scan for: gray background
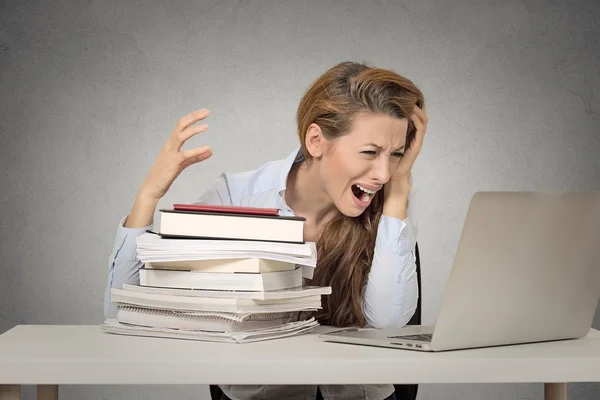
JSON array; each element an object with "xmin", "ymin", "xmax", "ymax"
[{"xmin": 1, "ymin": 0, "xmax": 599, "ymax": 399}]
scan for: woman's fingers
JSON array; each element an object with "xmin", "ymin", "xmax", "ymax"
[
  {"xmin": 175, "ymin": 123, "xmax": 210, "ymax": 149},
  {"xmin": 180, "ymin": 146, "xmax": 213, "ymax": 169},
  {"xmin": 405, "ymin": 115, "xmax": 423, "ymax": 156},
  {"xmin": 399, "ymin": 106, "xmax": 428, "ymax": 171},
  {"xmin": 173, "ymin": 108, "xmax": 211, "ymax": 135},
  {"xmin": 171, "ymin": 108, "xmax": 213, "ymax": 170},
  {"xmin": 138, "ymin": 109, "xmax": 213, "ymax": 201},
  {"xmin": 412, "ymin": 105, "xmax": 428, "ymax": 124},
  {"xmin": 168, "ymin": 108, "xmax": 211, "ymax": 150},
  {"xmin": 409, "ymin": 106, "xmax": 427, "ymax": 148}
]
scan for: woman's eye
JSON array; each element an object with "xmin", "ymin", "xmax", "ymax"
[
  {"xmin": 392, "ymin": 152, "xmax": 404, "ymax": 158},
  {"xmin": 362, "ymin": 151, "xmax": 377, "ymax": 155}
]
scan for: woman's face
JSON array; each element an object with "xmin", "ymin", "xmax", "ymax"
[{"xmin": 319, "ymin": 113, "xmax": 409, "ymax": 217}]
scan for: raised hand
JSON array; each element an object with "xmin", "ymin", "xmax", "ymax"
[
  {"xmin": 139, "ymin": 108, "xmax": 213, "ymax": 201},
  {"xmin": 391, "ymin": 105, "xmax": 428, "ymax": 185},
  {"xmin": 125, "ymin": 108, "xmax": 212, "ymax": 228},
  {"xmin": 382, "ymin": 105, "xmax": 428, "ymax": 220}
]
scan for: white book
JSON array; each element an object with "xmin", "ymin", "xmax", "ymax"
[
  {"xmin": 144, "ymin": 258, "xmax": 297, "ymax": 273},
  {"xmin": 136, "ymin": 232, "xmax": 316, "ymax": 257},
  {"xmin": 139, "ymin": 267, "xmax": 303, "ymax": 291},
  {"xmin": 121, "ymin": 283, "xmax": 332, "ymax": 300},
  {"xmin": 116, "ymin": 307, "xmax": 300, "ymax": 322},
  {"xmin": 116, "ymin": 306, "xmax": 295, "ymax": 333},
  {"xmin": 111, "ymin": 288, "xmax": 321, "ymax": 313},
  {"xmin": 141, "ymin": 252, "xmax": 316, "ymax": 268},
  {"xmin": 136, "ymin": 233, "xmax": 317, "ymax": 276},
  {"xmin": 102, "ymin": 318, "xmax": 319, "ymax": 343},
  {"xmin": 158, "ymin": 209, "xmax": 305, "ymax": 243},
  {"xmin": 143, "ymin": 256, "xmax": 314, "ymax": 279}
]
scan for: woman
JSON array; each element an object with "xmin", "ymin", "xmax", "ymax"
[{"xmin": 104, "ymin": 61, "xmax": 427, "ymax": 400}]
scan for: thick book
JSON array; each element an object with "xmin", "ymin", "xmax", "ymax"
[
  {"xmin": 121, "ymin": 283, "xmax": 332, "ymax": 300},
  {"xmin": 111, "ymin": 288, "xmax": 321, "ymax": 313},
  {"xmin": 144, "ymin": 258, "xmax": 297, "ymax": 273},
  {"xmin": 139, "ymin": 266, "xmax": 304, "ymax": 291},
  {"xmin": 158, "ymin": 209, "xmax": 305, "ymax": 243},
  {"xmin": 135, "ymin": 232, "xmax": 316, "ymax": 263}
]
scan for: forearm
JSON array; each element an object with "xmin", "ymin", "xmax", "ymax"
[
  {"xmin": 362, "ymin": 250, "xmax": 418, "ymax": 328},
  {"xmin": 361, "ymin": 216, "xmax": 418, "ymax": 328},
  {"xmin": 124, "ymin": 193, "xmax": 159, "ymax": 228},
  {"xmin": 382, "ymin": 178, "xmax": 410, "ymax": 220},
  {"xmin": 382, "ymin": 193, "xmax": 408, "ymax": 220}
]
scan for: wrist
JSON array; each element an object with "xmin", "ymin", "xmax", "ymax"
[
  {"xmin": 382, "ymin": 191, "xmax": 409, "ymax": 220},
  {"xmin": 384, "ymin": 177, "xmax": 410, "ymax": 201},
  {"xmin": 124, "ymin": 193, "xmax": 160, "ymax": 228},
  {"xmin": 135, "ymin": 193, "xmax": 160, "ymax": 209},
  {"xmin": 136, "ymin": 187, "xmax": 162, "ymax": 204}
]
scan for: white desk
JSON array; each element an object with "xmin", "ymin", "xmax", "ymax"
[{"xmin": 1, "ymin": 325, "xmax": 599, "ymax": 400}]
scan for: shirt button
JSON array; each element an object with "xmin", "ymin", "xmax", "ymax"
[{"xmin": 399, "ymin": 233, "xmax": 406, "ymax": 240}]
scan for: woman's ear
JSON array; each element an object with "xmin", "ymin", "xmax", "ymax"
[{"xmin": 305, "ymin": 123, "xmax": 327, "ymax": 158}]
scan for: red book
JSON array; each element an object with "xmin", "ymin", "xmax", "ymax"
[{"xmin": 172, "ymin": 203, "xmax": 280, "ymax": 216}]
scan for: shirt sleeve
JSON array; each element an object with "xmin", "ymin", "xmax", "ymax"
[
  {"xmin": 360, "ymin": 177, "xmax": 419, "ymax": 328},
  {"xmin": 103, "ymin": 174, "xmax": 233, "ymax": 319},
  {"xmin": 103, "ymin": 216, "xmax": 151, "ymax": 319}
]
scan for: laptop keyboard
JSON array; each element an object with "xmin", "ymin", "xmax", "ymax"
[{"xmin": 387, "ymin": 333, "xmax": 433, "ymax": 342}]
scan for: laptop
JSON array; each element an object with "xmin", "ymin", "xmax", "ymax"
[{"xmin": 320, "ymin": 191, "xmax": 600, "ymax": 352}]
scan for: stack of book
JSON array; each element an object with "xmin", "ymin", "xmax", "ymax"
[{"xmin": 102, "ymin": 204, "xmax": 331, "ymax": 343}]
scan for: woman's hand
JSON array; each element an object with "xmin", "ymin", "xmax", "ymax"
[
  {"xmin": 138, "ymin": 108, "xmax": 213, "ymax": 201},
  {"xmin": 392, "ymin": 105, "xmax": 428, "ymax": 186},
  {"xmin": 382, "ymin": 105, "xmax": 427, "ymax": 219}
]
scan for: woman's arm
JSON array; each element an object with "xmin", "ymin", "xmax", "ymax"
[
  {"xmin": 360, "ymin": 105, "xmax": 427, "ymax": 327},
  {"xmin": 103, "ymin": 219, "xmax": 150, "ymax": 318},
  {"xmin": 103, "ymin": 108, "xmax": 215, "ymax": 319},
  {"xmin": 103, "ymin": 174, "xmax": 231, "ymax": 319},
  {"xmin": 360, "ymin": 215, "xmax": 419, "ymax": 328},
  {"xmin": 360, "ymin": 178, "xmax": 419, "ymax": 328},
  {"xmin": 123, "ymin": 193, "xmax": 160, "ymax": 228}
]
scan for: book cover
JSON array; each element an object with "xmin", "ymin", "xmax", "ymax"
[{"xmin": 173, "ymin": 203, "xmax": 280, "ymax": 216}]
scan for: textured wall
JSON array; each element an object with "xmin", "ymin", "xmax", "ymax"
[{"xmin": 1, "ymin": 0, "xmax": 599, "ymax": 399}]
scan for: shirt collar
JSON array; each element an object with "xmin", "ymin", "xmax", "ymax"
[{"xmin": 277, "ymin": 146, "xmax": 304, "ymax": 196}]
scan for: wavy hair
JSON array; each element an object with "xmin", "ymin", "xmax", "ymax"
[{"xmin": 297, "ymin": 61, "xmax": 424, "ymax": 327}]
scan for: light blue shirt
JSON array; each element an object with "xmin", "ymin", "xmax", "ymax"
[
  {"xmin": 104, "ymin": 147, "xmax": 419, "ymax": 328},
  {"xmin": 103, "ymin": 146, "xmax": 419, "ymax": 400}
]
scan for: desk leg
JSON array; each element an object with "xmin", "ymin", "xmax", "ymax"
[
  {"xmin": 37, "ymin": 385, "xmax": 58, "ymax": 400},
  {"xmin": 0, "ymin": 385, "xmax": 20, "ymax": 400},
  {"xmin": 544, "ymin": 383, "xmax": 567, "ymax": 400}
]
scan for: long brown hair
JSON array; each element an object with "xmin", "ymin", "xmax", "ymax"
[{"xmin": 297, "ymin": 61, "xmax": 424, "ymax": 327}]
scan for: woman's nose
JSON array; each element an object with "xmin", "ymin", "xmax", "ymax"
[{"xmin": 371, "ymin": 159, "xmax": 391, "ymax": 184}]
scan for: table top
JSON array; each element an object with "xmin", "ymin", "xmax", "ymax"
[{"xmin": 1, "ymin": 325, "xmax": 599, "ymax": 385}]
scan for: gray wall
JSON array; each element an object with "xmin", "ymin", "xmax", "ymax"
[{"xmin": 1, "ymin": 0, "xmax": 599, "ymax": 399}]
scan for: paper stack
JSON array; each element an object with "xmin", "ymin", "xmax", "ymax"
[{"xmin": 103, "ymin": 204, "xmax": 330, "ymax": 343}]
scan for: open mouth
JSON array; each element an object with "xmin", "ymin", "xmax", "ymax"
[{"xmin": 351, "ymin": 184, "xmax": 377, "ymax": 203}]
